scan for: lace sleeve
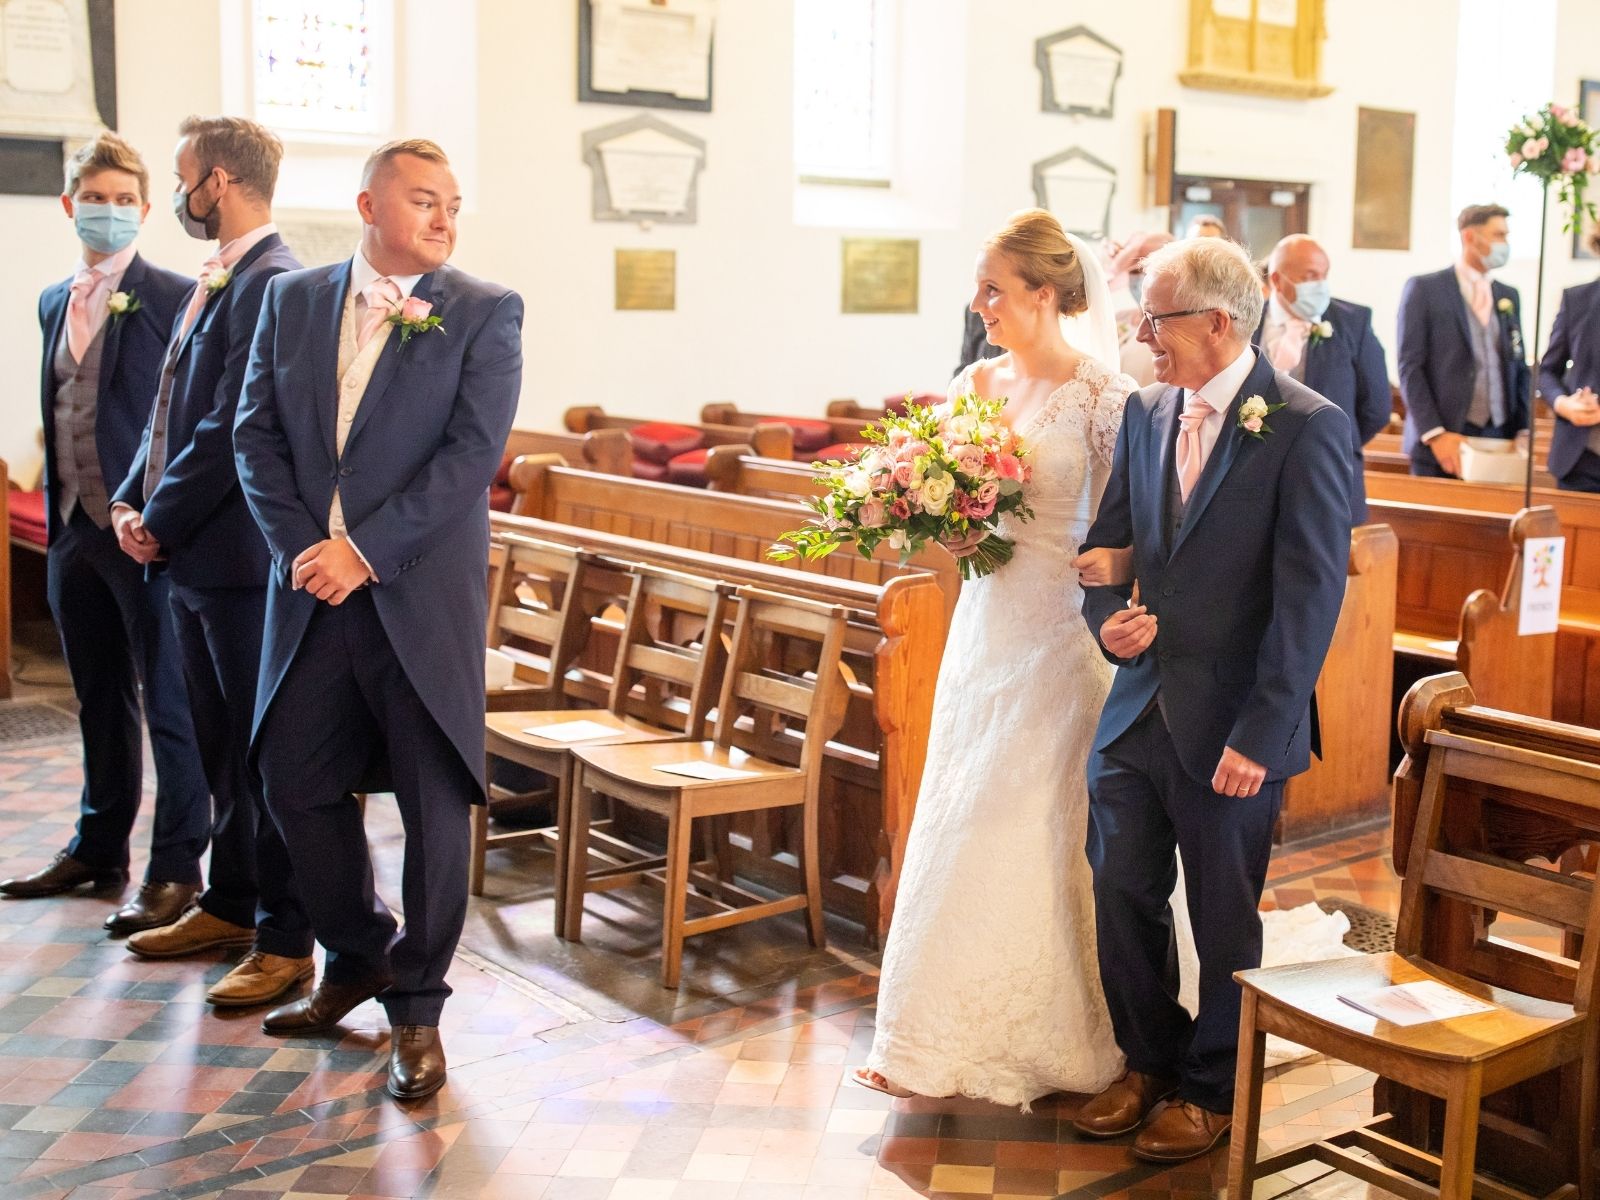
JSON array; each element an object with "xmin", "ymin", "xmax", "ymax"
[
  {"xmin": 1090, "ymin": 372, "xmax": 1134, "ymax": 466},
  {"xmin": 948, "ymin": 361, "xmax": 978, "ymax": 402}
]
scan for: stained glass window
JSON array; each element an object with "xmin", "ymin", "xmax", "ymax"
[
  {"xmin": 794, "ymin": 0, "xmax": 897, "ymax": 184},
  {"xmin": 252, "ymin": 0, "xmax": 388, "ymax": 135}
]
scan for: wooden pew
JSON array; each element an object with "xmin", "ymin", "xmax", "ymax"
[
  {"xmin": 703, "ymin": 447, "xmax": 826, "ymax": 503},
  {"xmin": 1369, "ymin": 475, "xmax": 1600, "ymax": 726},
  {"xmin": 488, "ymin": 511, "xmax": 946, "ymax": 947},
  {"xmin": 563, "ymin": 405, "xmax": 795, "ymax": 461},
  {"xmin": 1364, "ymin": 419, "xmax": 1558, "ymax": 487},
  {"xmin": 699, "ymin": 402, "xmax": 879, "ymax": 452},
  {"xmin": 504, "ymin": 427, "xmax": 632, "ymax": 477},
  {"xmin": 1388, "ymin": 672, "xmax": 1600, "ymax": 1197},
  {"xmin": 1371, "ymin": 500, "xmax": 1561, "ymax": 719}
]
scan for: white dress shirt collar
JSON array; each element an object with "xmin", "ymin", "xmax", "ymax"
[
  {"xmin": 78, "ymin": 242, "xmax": 138, "ymax": 287},
  {"xmin": 1188, "ymin": 344, "xmax": 1258, "ymax": 416},
  {"xmin": 216, "ymin": 222, "xmax": 278, "ymax": 269},
  {"xmin": 350, "ymin": 246, "xmax": 423, "ymax": 302}
]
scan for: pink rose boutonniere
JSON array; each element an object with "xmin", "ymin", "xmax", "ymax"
[{"xmin": 388, "ymin": 296, "xmax": 445, "ymax": 347}]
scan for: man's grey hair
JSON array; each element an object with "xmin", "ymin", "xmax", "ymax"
[{"xmin": 1142, "ymin": 237, "xmax": 1264, "ymax": 339}]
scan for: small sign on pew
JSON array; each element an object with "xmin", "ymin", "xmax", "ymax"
[
  {"xmin": 1338, "ymin": 980, "xmax": 1496, "ymax": 1027},
  {"xmin": 1519, "ymin": 536, "xmax": 1565, "ymax": 636},
  {"xmin": 522, "ymin": 720, "xmax": 623, "ymax": 743}
]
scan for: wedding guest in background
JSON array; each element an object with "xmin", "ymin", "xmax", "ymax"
[
  {"xmin": 1256, "ymin": 234, "xmax": 1391, "ymax": 522},
  {"xmin": 1397, "ymin": 203, "xmax": 1530, "ymax": 477},
  {"xmin": 110, "ymin": 116, "xmax": 313, "ymax": 1009},
  {"xmin": 0, "ymin": 134, "xmax": 210, "ymax": 936},
  {"xmin": 1105, "ymin": 230, "xmax": 1174, "ymax": 387},
  {"xmin": 1186, "ymin": 214, "xmax": 1227, "ymax": 239},
  {"xmin": 1539, "ymin": 229, "xmax": 1600, "ymax": 492},
  {"xmin": 236, "ymin": 139, "xmax": 523, "ymax": 1101}
]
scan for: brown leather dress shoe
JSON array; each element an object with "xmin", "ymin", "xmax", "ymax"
[
  {"xmin": 104, "ymin": 881, "xmax": 200, "ymax": 935},
  {"xmin": 206, "ymin": 951, "xmax": 315, "ymax": 1007},
  {"xmin": 1132, "ymin": 1100, "xmax": 1232, "ymax": 1162},
  {"xmin": 1071, "ymin": 1070, "xmax": 1179, "ymax": 1138},
  {"xmin": 126, "ymin": 904, "xmax": 254, "ymax": 958},
  {"xmin": 0, "ymin": 851, "xmax": 128, "ymax": 898},
  {"xmin": 261, "ymin": 975, "xmax": 391, "ymax": 1035},
  {"xmin": 388, "ymin": 1025, "xmax": 446, "ymax": 1100}
]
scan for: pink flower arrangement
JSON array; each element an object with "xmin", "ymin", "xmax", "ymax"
[
  {"xmin": 1505, "ymin": 102, "xmax": 1600, "ymax": 233},
  {"xmin": 771, "ymin": 393, "xmax": 1035, "ymax": 579}
]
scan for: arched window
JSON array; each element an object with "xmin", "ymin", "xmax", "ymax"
[{"xmin": 250, "ymin": 0, "xmax": 393, "ymax": 138}]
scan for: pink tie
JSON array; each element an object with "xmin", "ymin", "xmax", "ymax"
[
  {"xmin": 65, "ymin": 268, "xmax": 98, "ymax": 363},
  {"xmin": 1175, "ymin": 393, "xmax": 1213, "ymax": 504},
  {"xmin": 1469, "ymin": 275, "xmax": 1492, "ymax": 325},
  {"xmin": 177, "ymin": 254, "xmax": 225, "ymax": 342},
  {"xmin": 1269, "ymin": 317, "xmax": 1309, "ymax": 371},
  {"xmin": 357, "ymin": 278, "xmax": 403, "ymax": 350}
]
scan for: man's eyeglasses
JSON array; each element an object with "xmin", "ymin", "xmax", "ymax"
[{"xmin": 1136, "ymin": 307, "xmax": 1216, "ymax": 332}]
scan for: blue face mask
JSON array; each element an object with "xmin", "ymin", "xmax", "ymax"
[
  {"xmin": 1483, "ymin": 240, "xmax": 1510, "ymax": 271},
  {"xmin": 74, "ymin": 201, "xmax": 141, "ymax": 254},
  {"xmin": 1287, "ymin": 278, "xmax": 1331, "ymax": 323}
]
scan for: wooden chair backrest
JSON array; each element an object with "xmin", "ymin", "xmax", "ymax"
[
  {"xmin": 1398, "ymin": 727, "xmax": 1600, "ymax": 1014},
  {"xmin": 490, "ymin": 535, "xmax": 593, "ymax": 687},
  {"xmin": 713, "ymin": 586, "xmax": 851, "ymax": 779},
  {"xmin": 607, "ymin": 564, "xmax": 733, "ymax": 737},
  {"xmin": 1453, "ymin": 506, "xmax": 1560, "ymax": 719}
]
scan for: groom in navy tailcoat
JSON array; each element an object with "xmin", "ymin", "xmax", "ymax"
[
  {"xmin": 235, "ymin": 139, "xmax": 522, "ymax": 1101},
  {"xmin": 1074, "ymin": 238, "xmax": 1351, "ymax": 1163}
]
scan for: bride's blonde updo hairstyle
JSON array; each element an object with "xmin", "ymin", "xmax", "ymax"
[{"xmin": 985, "ymin": 208, "xmax": 1088, "ymax": 318}]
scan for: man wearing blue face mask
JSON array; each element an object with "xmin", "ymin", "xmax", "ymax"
[
  {"xmin": 1397, "ymin": 204, "xmax": 1531, "ymax": 477},
  {"xmin": 1, "ymin": 134, "xmax": 210, "ymax": 933},
  {"xmin": 1254, "ymin": 234, "xmax": 1391, "ymax": 523}
]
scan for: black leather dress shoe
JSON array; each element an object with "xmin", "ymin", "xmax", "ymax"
[
  {"xmin": 388, "ymin": 1025, "xmax": 446, "ymax": 1100},
  {"xmin": 261, "ymin": 975, "xmax": 391, "ymax": 1035},
  {"xmin": 0, "ymin": 851, "xmax": 128, "ymax": 898},
  {"xmin": 104, "ymin": 881, "xmax": 200, "ymax": 935}
]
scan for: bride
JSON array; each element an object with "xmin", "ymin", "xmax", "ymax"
[{"xmin": 856, "ymin": 209, "xmax": 1151, "ymax": 1107}]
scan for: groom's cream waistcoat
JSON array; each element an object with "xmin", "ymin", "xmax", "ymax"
[{"xmin": 328, "ymin": 285, "xmax": 396, "ymax": 539}]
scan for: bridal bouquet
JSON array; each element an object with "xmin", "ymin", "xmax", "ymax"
[{"xmin": 770, "ymin": 393, "xmax": 1033, "ymax": 580}]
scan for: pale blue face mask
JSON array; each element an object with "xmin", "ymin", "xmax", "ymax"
[
  {"xmin": 74, "ymin": 201, "xmax": 141, "ymax": 254},
  {"xmin": 1483, "ymin": 240, "xmax": 1510, "ymax": 271},
  {"xmin": 1287, "ymin": 277, "xmax": 1331, "ymax": 323}
]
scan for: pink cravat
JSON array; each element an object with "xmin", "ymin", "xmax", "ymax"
[
  {"xmin": 1268, "ymin": 316, "xmax": 1310, "ymax": 371},
  {"xmin": 1467, "ymin": 271, "xmax": 1492, "ymax": 325},
  {"xmin": 177, "ymin": 254, "xmax": 225, "ymax": 343},
  {"xmin": 357, "ymin": 277, "xmax": 403, "ymax": 350},
  {"xmin": 65, "ymin": 268, "xmax": 99, "ymax": 363},
  {"xmin": 1175, "ymin": 392, "xmax": 1214, "ymax": 504}
]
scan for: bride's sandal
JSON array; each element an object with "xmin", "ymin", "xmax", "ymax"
[{"xmin": 851, "ymin": 1068, "xmax": 915, "ymax": 1098}]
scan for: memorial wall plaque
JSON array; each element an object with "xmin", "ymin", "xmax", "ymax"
[
  {"xmin": 616, "ymin": 248, "xmax": 676, "ymax": 311},
  {"xmin": 579, "ymin": 0, "xmax": 715, "ymax": 112},
  {"xmin": 583, "ymin": 113, "xmax": 706, "ymax": 224},
  {"xmin": 1352, "ymin": 107, "xmax": 1414, "ymax": 252},
  {"xmin": 841, "ymin": 239, "xmax": 919, "ymax": 315},
  {"xmin": 0, "ymin": 0, "xmax": 102, "ymax": 139}
]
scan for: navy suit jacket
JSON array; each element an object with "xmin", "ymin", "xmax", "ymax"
[
  {"xmin": 1538, "ymin": 278, "xmax": 1600, "ymax": 481},
  {"xmin": 38, "ymin": 253, "xmax": 192, "ymax": 545},
  {"xmin": 1080, "ymin": 353, "xmax": 1352, "ymax": 784},
  {"xmin": 1252, "ymin": 297, "xmax": 1390, "ymax": 523},
  {"xmin": 1396, "ymin": 266, "xmax": 1531, "ymax": 458},
  {"xmin": 113, "ymin": 232, "xmax": 301, "ymax": 588},
  {"xmin": 235, "ymin": 259, "xmax": 524, "ymax": 792}
]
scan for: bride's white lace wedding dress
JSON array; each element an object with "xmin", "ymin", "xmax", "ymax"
[{"xmin": 863, "ymin": 355, "xmax": 1139, "ymax": 1107}]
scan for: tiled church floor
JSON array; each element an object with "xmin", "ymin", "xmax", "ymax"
[{"xmin": 0, "ymin": 692, "xmax": 1411, "ymax": 1200}]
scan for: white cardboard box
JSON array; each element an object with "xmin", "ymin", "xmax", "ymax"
[{"xmin": 1457, "ymin": 435, "xmax": 1527, "ymax": 484}]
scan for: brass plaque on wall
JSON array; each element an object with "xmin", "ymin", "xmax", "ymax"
[
  {"xmin": 1352, "ymin": 107, "xmax": 1415, "ymax": 251},
  {"xmin": 615, "ymin": 248, "xmax": 676, "ymax": 311},
  {"xmin": 841, "ymin": 238, "xmax": 920, "ymax": 314}
]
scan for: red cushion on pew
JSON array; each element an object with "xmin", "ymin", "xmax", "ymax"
[
  {"xmin": 489, "ymin": 485, "xmax": 515, "ymax": 512},
  {"xmin": 628, "ymin": 422, "xmax": 703, "ymax": 465},
  {"xmin": 9, "ymin": 489, "xmax": 47, "ymax": 547},
  {"xmin": 665, "ymin": 447, "xmax": 711, "ymax": 487},
  {"xmin": 773, "ymin": 418, "xmax": 835, "ymax": 454},
  {"xmin": 493, "ymin": 452, "xmax": 514, "ymax": 486},
  {"xmin": 631, "ymin": 457, "xmax": 670, "ymax": 482},
  {"xmin": 811, "ymin": 442, "xmax": 870, "ymax": 462}
]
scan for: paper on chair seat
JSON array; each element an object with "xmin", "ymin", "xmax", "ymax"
[
  {"xmin": 652, "ymin": 760, "xmax": 759, "ymax": 781},
  {"xmin": 522, "ymin": 719, "xmax": 623, "ymax": 743},
  {"xmin": 1338, "ymin": 980, "xmax": 1496, "ymax": 1026}
]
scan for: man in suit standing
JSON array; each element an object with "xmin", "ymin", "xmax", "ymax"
[
  {"xmin": 1072, "ymin": 238, "xmax": 1351, "ymax": 1162},
  {"xmin": 1397, "ymin": 204, "xmax": 1531, "ymax": 477},
  {"xmin": 235, "ymin": 140, "xmax": 522, "ymax": 1100},
  {"xmin": 1256, "ymin": 234, "xmax": 1391, "ymax": 522},
  {"xmin": 0, "ymin": 134, "xmax": 210, "ymax": 934},
  {"xmin": 1538, "ymin": 235, "xmax": 1600, "ymax": 491},
  {"xmin": 110, "ymin": 116, "xmax": 313, "ymax": 1009}
]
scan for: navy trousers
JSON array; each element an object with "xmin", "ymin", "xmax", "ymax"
[
  {"xmin": 48, "ymin": 506, "xmax": 210, "ymax": 883},
  {"xmin": 257, "ymin": 590, "xmax": 473, "ymax": 1026},
  {"xmin": 1086, "ymin": 707, "xmax": 1284, "ymax": 1113},
  {"xmin": 1557, "ymin": 447, "xmax": 1600, "ymax": 493},
  {"xmin": 169, "ymin": 581, "xmax": 311, "ymax": 958}
]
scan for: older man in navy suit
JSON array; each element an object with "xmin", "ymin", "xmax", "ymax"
[
  {"xmin": 1397, "ymin": 204, "xmax": 1531, "ymax": 477},
  {"xmin": 235, "ymin": 139, "xmax": 522, "ymax": 1101},
  {"xmin": 1254, "ymin": 234, "xmax": 1391, "ymax": 522},
  {"xmin": 1, "ymin": 134, "xmax": 209, "ymax": 933},
  {"xmin": 1071, "ymin": 238, "xmax": 1351, "ymax": 1163},
  {"xmin": 110, "ymin": 116, "xmax": 313, "ymax": 1009},
  {"xmin": 1538, "ymin": 239, "xmax": 1600, "ymax": 492}
]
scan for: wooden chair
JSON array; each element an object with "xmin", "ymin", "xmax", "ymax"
[
  {"xmin": 566, "ymin": 587, "xmax": 852, "ymax": 986},
  {"xmin": 485, "ymin": 535, "xmax": 595, "ymax": 714},
  {"xmin": 1229, "ymin": 727, "xmax": 1600, "ymax": 1200},
  {"xmin": 480, "ymin": 565, "xmax": 732, "ymax": 926}
]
